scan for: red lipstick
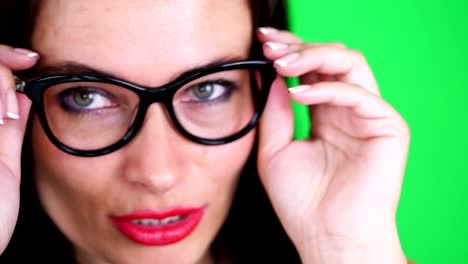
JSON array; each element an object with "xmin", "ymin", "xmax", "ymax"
[{"xmin": 111, "ymin": 207, "xmax": 206, "ymax": 246}]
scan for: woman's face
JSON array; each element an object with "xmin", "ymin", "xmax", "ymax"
[{"xmin": 30, "ymin": 0, "xmax": 254, "ymax": 263}]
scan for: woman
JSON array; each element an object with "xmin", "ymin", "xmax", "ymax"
[{"xmin": 0, "ymin": 0, "xmax": 411, "ymax": 263}]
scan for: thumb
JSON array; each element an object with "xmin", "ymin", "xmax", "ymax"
[
  {"xmin": 0, "ymin": 93, "xmax": 32, "ymax": 177},
  {"xmin": 257, "ymin": 76, "xmax": 294, "ymax": 175}
]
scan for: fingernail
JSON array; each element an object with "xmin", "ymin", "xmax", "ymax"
[
  {"xmin": 0, "ymin": 119, "xmax": 3, "ymax": 125},
  {"xmin": 258, "ymin": 27, "xmax": 278, "ymax": 35},
  {"xmin": 275, "ymin": 53, "xmax": 300, "ymax": 67},
  {"xmin": 6, "ymin": 112, "xmax": 19, "ymax": 120},
  {"xmin": 265, "ymin": 42, "xmax": 289, "ymax": 51},
  {"xmin": 13, "ymin": 48, "xmax": 40, "ymax": 58},
  {"xmin": 288, "ymin": 85, "xmax": 310, "ymax": 94},
  {"xmin": 6, "ymin": 90, "xmax": 19, "ymax": 121}
]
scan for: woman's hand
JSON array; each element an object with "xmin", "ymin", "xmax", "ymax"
[
  {"xmin": 0, "ymin": 45, "xmax": 38, "ymax": 254},
  {"xmin": 256, "ymin": 28, "xmax": 410, "ymax": 264}
]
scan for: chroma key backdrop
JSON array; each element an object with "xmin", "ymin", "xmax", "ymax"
[{"xmin": 286, "ymin": 0, "xmax": 468, "ymax": 263}]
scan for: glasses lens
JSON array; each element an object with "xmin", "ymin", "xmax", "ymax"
[
  {"xmin": 173, "ymin": 68, "xmax": 262, "ymax": 139},
  {"xmin": 43, "ymin": 82, "xmax": 139, "ymax": 151}
]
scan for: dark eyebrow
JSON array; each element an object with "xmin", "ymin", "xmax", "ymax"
[
  {"xmin": 34, "ymin": 56, "xmax": 248, "ymax": 85},
  {"xmin": 35, "ymin": 63, "xmax": 120, "ymax": 79}
]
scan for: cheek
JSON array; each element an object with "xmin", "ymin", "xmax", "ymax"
[
  {"xmin": 31, "ymin": 110, "xmax": 256, "ymax": 209},
  {"xmin": 30, "ymin": 109, "xmax": 257, "ymax": 258},
  {"xmin": 183, "ymin": 129, "xmax": 256, "ymax": 253},
  {"xmin": 190, "ymin": 127, "xmax": 255, "ymax": 182},
  {"xmin": 32, "ymin": 114, "xmax": 96, "ymax": 191},
  {"xmin": 32, "ymin": 115, "xmax": 71, "ymax": 195},
  {"xmin": 195, "ymin": 131, "xmax": 256, "ymax": 214},
  {"xmin": 31, "ymin": 114, "xmax": 113, "ymax": 224}
]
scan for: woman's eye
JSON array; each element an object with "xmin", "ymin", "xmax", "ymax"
[
  {"xmin": 185, "ymin": 81, "xmax": 235, "ymax": 103},
  {"xmin": 192, "ymin": 84, "xmax": 216, "ymax": 100},
  {"xmin": 59, "ymin": 88, "xmax": 117, "ymax": 112}
]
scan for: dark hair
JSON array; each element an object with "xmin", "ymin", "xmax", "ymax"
[{"xmin": 0, "ymin": 1, "xmax": 300, "ymax": 263}]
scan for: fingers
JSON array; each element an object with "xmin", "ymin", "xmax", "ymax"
[
  {"xmin": 0, "ymin": 44, "xmax": 38, "ymax": 122},
  {"xmin": 256, "ymin": 27, "xmax": 409, "ymax": 140},
  {"xmin": 0, "ymin": 45, "xmax": 38, "ymax": 176},
  {"xmin": 0, "ymin": 45, "xmax": 38, "ymax": 122},
  {"xmin": 0, "ymin": 93, "xmax": 32, "ymax": 175},
  {"xmin": 257, "ymin": 27, "xmax": 304, "ymax": 44},
  {"xmin": 257, "ymin": 76, "xmax": 294, "ymax": 173},
  {"xmin": 263, "ymin": 42, "xmax": 346, "ymax": 61},
  {"xmin": 288, "ymin": 82, "xmax": 409, "ymax": 139},
  {"xmin": 0, "ymin": 45, "xmax": 39, "ymax": 71},
  {"xmin": 0, "ymin": 64, "xmax": 18, "ymax": 123},
  {"xmin": 257, "ymin": 28, "xmax": 380, "ymax": 96}
]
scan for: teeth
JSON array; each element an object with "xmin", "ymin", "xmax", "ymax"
[
  {"xmin": 161, "ymin": 215, "xmax": 181, "ymax": 225},
  {"xmin": 143, "ymin": 219, "xmax": 159, "ymax": 225},
  {"xmin": 131, "ymin": 219, "xmax": 160, "ymax": 226},
  {"xmin": 131, "ymin": 215, "xmax": 182, "ymax": 226}
]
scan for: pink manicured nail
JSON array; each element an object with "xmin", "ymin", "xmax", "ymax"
[
  {"xmin": 6, "ymin": 90, "xmax": 19, "ymax": 120},
  {"xmin": 258, "ymin": 27, "xmax": 279, "ymax": 35},
  {"xmin": 13, "ymin": 48, "xmax": 39, "ymax": 58},
  {"xmin": 288, "ymin": 85, "xmax": 310, "ymax": 94},
  {"xmin": 265, "ymin": 42, "xmax": 289, "ymax": 51},
  {"xmin": 275, "ymin": 53, "xmax": 300, "ymax": 67},
  {"xmin": 6, "ymin": 112, "xmax": 19, "ymax": 120}
]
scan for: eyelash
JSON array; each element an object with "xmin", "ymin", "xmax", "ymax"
[
  {"xmin": 57, "ymin": 87, "xmax": 117, "ymax": 113},
  {"xmin": 55, "ymin": 79, "xmax": 238, "ymax": 114},
  {"xmin": 181, "ymin": 79, "xmax": 238, "ymax": 105}
]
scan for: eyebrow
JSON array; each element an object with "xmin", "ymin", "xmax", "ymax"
[{"xmin": 34, "ymin": 56, "xmax": 247, "ymax": 85}]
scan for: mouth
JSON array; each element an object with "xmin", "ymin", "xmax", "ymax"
[
  {"xmin": 130, "ymin": 214, "xmax": 189, "ymax": 227},
  {"xmin": 111, "ymin": 207, "xmax": 206, "ymax": 246}
]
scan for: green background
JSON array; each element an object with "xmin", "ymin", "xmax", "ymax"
[{"xmin": 286, "ymin": 0, "xmax": 468, "ymax": 263}]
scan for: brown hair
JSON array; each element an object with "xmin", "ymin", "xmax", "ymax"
[{"xmin": 0, "ymin": 0, "xmax": 287, "ymax": 48}]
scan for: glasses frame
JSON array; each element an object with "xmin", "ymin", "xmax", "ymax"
[{"xmin": 16, "ymin": 60, "xmax": 276, "ymax": 157}]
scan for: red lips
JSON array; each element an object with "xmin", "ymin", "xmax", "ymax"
[{"xmin": 111, "ymin": 207, "xmax": 206, "ymax": 246}]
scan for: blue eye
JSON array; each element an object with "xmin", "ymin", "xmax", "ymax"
[
  {"xmin": 184, "ymin": 80, "xmax": 236, "ymax": 103},
  {"xmin": 72, "ymin": 90, "xmax": 95, "ymax": 107},
  {"xmin": 58, "ymin": 87, "xmax": 117, "ymax": 112},
  {"xmin": 192, "ymin": 83, "xmax": 216, "ymax": 100}
]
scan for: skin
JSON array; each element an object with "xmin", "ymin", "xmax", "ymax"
[
  {"xmin": 0, "ymin": 0, "xmax": 411, "ymax": 263},
  {"xmin": 257, "ymin": 30, "xmax": 410, "ymax": 263},
  {"xmin": 30, "ymin": 0, "xmax": 255, "ymax": 264}
]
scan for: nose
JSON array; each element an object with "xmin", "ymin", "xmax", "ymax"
[{"xmin": 121, "ymin": 104, "xmax": 185, "ymax": 195}]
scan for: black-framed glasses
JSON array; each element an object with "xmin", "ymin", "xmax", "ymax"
[{"xmin": 15, "ymin": 60, "xmax": 276, "ymax": 157}]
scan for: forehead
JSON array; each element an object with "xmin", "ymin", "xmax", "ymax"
[{"xmin": 31, "ymin": 0, "xmax": 253, "ymax": 84}]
